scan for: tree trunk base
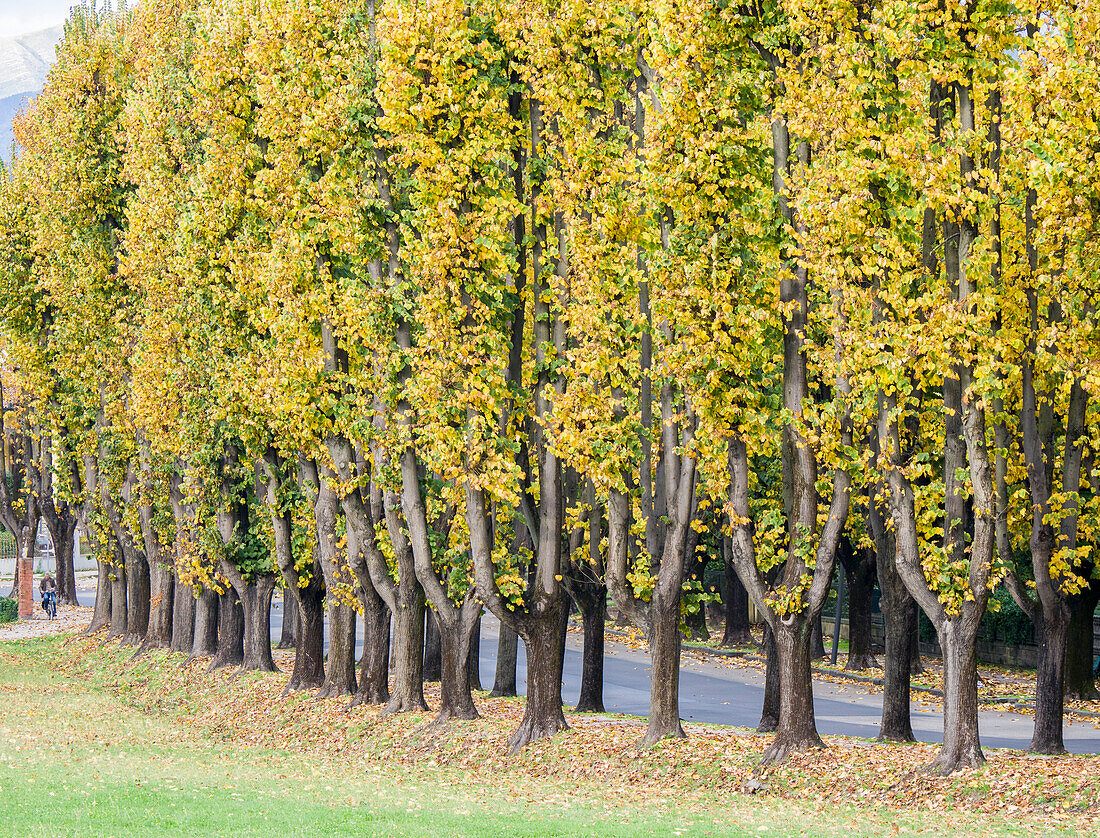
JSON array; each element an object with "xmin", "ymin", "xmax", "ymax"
[
  {"xmin": 926, "ymin": 745, "xmax": 985, "ymax": 775},
  {"xmin": 315, "ymin": 681, "xmax": 356, "ymax": 700},
  {"xmin": 877, "ymin": 730, "xmax": 916, "ymax": 744},
  {"xmin": 721, "ymin": 628, "xmax": 754, "ymax": 647},
  {"xmin": 574, "ymin": 697, "xmax": 605, "ymax": 713},
  {"xmin": 1028, "ymin": 739, "xmax": 1067, "ymax": 756},
  {"xmin": 430, "ymin": 704, "xmax": 480, "ymax": 726},
  {"xmin": 757, "ymin": 733, "xmax": 824, "ymax": 766},
  {"xmin": 845, "ymin": 652, "xmax": 879, "ymax": 671},
  {"xmin": 383, "ymin": 693, "xmax": 430, "ymax": 715},
  {"xmin": 1065, "ymin": 685, "xmax": 1099, "ymax": 701},
  {"xmin": 637, "ymin": 723, "xmax": 686, "ymax": 749},
  {"xmin": 347, "ymin": 689, "xmax": 389, "ymax": 710},
  {"xmin": 507, "ymin": 713, "xmax": 569, "ymax": 753}
]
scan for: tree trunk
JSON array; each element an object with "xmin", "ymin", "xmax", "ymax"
[
  {"xmin": 211, "ymin": 589, "xmax": 244, "ymax": 671},
  {"xmin": 353, "ymin": 581, "xmax": 390, "ymax": 707},
  {"xmin": 490, "ymin": 620, "xmax": 519, "ymax": 698},
  {"xmin": 840, "ymin": 540, "xmax": 878, "ymax": 670},
  {"xmin": 641, "ymin": 583, "xmax": 686, "ymax": 745},
  {"xmin": 508, "ymin": 604, "xmax": 569, "ymax": 751},
  {"xmin": 423, "ymin": 609, "xmax": 442, "ymax": 682},
  {"xmin": 108, "ymin": 561, "xmax": 127, "ymax": 640},
  {"xmin": 85, "ymin": 559, "xmax": 111, "ymax": 634},
  {"xmin": 758, "ymin": 623, "xmax": 779, "ymax": 732},
  {"xmin": 53, "ymin": 522, "xmax": 78, "ymax": 606},
  {"xmin": 721, "ymin": 536, "xmax": 752, "ymax": 646},
  {"xmin": 878, "ymin": 573, "xmax": 916, "ymax": 742},
  {"xmin": 190, "ymin": 585, "xmax": 219, "ymax": 658},
  {"xmin": 810, "ymin": 616, "xmax": 826, "ymax": 660},
  {"xmin": 170, "ymin": 577, "xmax": 195, "ymax": 655},
  {"xmin": 385, "ymin": 588, "xmax": 428, "ymax": 713},
  {"xmin": 760, "ymin": 617, "xmax": 823, "ymax": 764},
  {"xmin": 931, "ymin": 620, "xmax": 985, "ymax": 773},
  {"xmin": 467, "ymin": 609, "xmax": 482, "ymax": 692},
  {"xmin": 1030, "ymin": 604, "xmax": 1070, "ymax": 754},
  {"xmin": 319, "ymin": 602, "xmax": 357, "ymax": 698},
  {"xmin": 575, "ymin": 584, "xmax": 606, "ymax": 713},
  {"xmin": 881, "ymin": 607, "xmax": 916, "ymax": 741},
  {"xmin": 284, "ymin": 581, "xmax": 325, "ymax": 693},
  {"xmin": 136, "ymin": 558, "xmax": 174, "ymax": 654},
  {"xmin": 276, "ymin": 588, "xmax": 297, "ymax": 650},
  {"xmin": 123, "ymin": 551, "xmax": 150, "ymax": 646},
  {"xmin": 434, "ymin": 612, "xmax": 479, "ymax": 723},
  {"xmin": 910, "ymin": 616, "xmax": 924, "ymax": 674},
  {"xmin": 238, "ymin": 575, "xmax": 277, "ymax": 672},
  {"xmin": 1065, "ymin": 581, "xmax": 1099, "ymax": 700}
]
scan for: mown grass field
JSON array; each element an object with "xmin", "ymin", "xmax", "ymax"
[{"xmin": 0, "ymin": 633, "xmax": 1094, "ymax": 837}]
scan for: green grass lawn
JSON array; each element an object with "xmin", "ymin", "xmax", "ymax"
[{"xmin": 0, "ymin": 635, "xmax": 1087, "ymax": 838}]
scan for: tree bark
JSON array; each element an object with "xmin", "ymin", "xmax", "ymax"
[
  {"xmin": 909, "ymin": 617, "xmax": 924, "ymax": 674},
  {"xmin": 190, "ymin": 584, "xmax": 219, "ymax": 658},
  {"xmin": 839, "ymin": 537, "xmax": 878, "ymax": 670},
  {"xmin": 122, "ymin": 549, "xmax": 150, "ymax": 647},
  {"xmin": 879, "ymin": 595, "xmax": 917, "ymax": 741},
  {"xmin": 434, "ymin": 611, "xmax": 479, "ymax": 723},
  {"xmin": 1030, "ymin": 604, "xmax": 1070, "ymax": 753},
  {"xmin": 642, "ymin": 581, "xmax": 686, "ymax": 744},
  {"xmin": 353, "ymin": 579, "xmax": 390, "ymax": 707},
  {"xmin": 85, "ymin": 559, "xmax": 112, "ymax": 634},
  {"xmin": 108, "ymin": 554, "xmax": 127, "ymax": 640},
  {"xmin": 423, "ymin": 609, "xmax": 442, "ymax": 682},
  {"xmin": 574, "ymin": 583, "xmax": 606, "ymax": 713},
  {"xmin": 276, "ymin": 588, "xmax": 297, "ymax": 650},
  {"xmin": 256, "ymin": 451, "xmax": 324, "ymax": 691},
  {"xmin": 211, "ymin": 588, "xmax": 244, "ymax": 670},
  {"xmin": 1065, "ymin": 580, "xmax": 1099, "ymax": 700},
  {"xmin": 467, "ymin": 609, "xmax": 482, "ymax": 692},
  {"xmin": 54, "ymin": 521, "xmax": 78, "ymax": 606},
  {"xmin": 386, "ymin": 586, "xmax": 428, "ymax": 712},
  {"xmin": 303, "ymin": 462, "xmax": 357, "ymax": 698},
  {"xmin": 490, "ymin": 620, "xmax": 519, "ymax": 698},
  {"xmin": 810, "ymin": 616, "xmax": 826, "ymax": 660},
  {"xmin": 506, "ymin": 597, "xmax": 568, "ymax": 749},
  {"xmin": 872, "ymin": 499, "xmax": 915, "ymax": 742},
  {"xmin": 285, "ymin": 580, "xmax": 326, "ymax": 694},
  {"xmin": 320, "ymin": 602, "xmax": 357, "ymax": 699},
  {"xmin": 170, "ymin": 576, "xmax": 195, "ymax": 655},
  {"xmin": 758, "ymin": 624, "xmax": 780, "ymax": 733},
  {"xmin": 931, "ymin": 621, "xmax": 984, "ymax": 773},
  {"xmin": 761, "ymin": 619, "xmax": 823, "ymax": 763},
  {"xmin": 721, "ymin": 535, "xmax": 753, "ymax": 647},
  {"xmin": 238, "ymin": 575, "xmax": 277, "ymax": 672},
  {"xmin": 137, "ymin": 556, "xmax": 174, "ymax": 655}
]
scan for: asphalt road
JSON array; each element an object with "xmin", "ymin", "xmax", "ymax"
[{"xmin": 77, "ymin": 588, "xmax": 1100, "ymax": 754}]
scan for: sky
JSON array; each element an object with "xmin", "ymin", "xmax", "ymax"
[{"xmin": 0, "ymin": 0, "xmax": 77, "ymax": 39}]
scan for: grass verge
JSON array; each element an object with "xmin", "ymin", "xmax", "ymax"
[{"xmin": 0, "ymin": 633, "xmax": 1096, "ymax": 837}]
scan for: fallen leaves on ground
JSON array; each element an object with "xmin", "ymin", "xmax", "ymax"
[{"xmin": 10, "ymin": 626, "xmax": 1093, "ymax": 838}]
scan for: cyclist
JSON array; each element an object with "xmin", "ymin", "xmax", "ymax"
[{"xmin": 39, "ymin": 572, "xmax": 57, "ymax": 618}]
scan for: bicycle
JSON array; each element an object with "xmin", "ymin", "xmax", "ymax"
[{"xmin": 42, "ymin": 590, "xmax": 57, "ymax": 620}]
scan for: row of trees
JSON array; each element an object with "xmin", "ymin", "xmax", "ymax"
[{"xmin": 1, "ymin": 0, "xmax": 1098, "ymax": 774}]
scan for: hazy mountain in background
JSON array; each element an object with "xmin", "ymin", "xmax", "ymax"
[{"xmin": 0, "ymin": 25, "xmax": 63, "ymax": 166}]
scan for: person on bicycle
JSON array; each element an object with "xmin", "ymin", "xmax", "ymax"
[{"xmin": 40, "ymin": 572, "xmax": 57, "ymax": 614}]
